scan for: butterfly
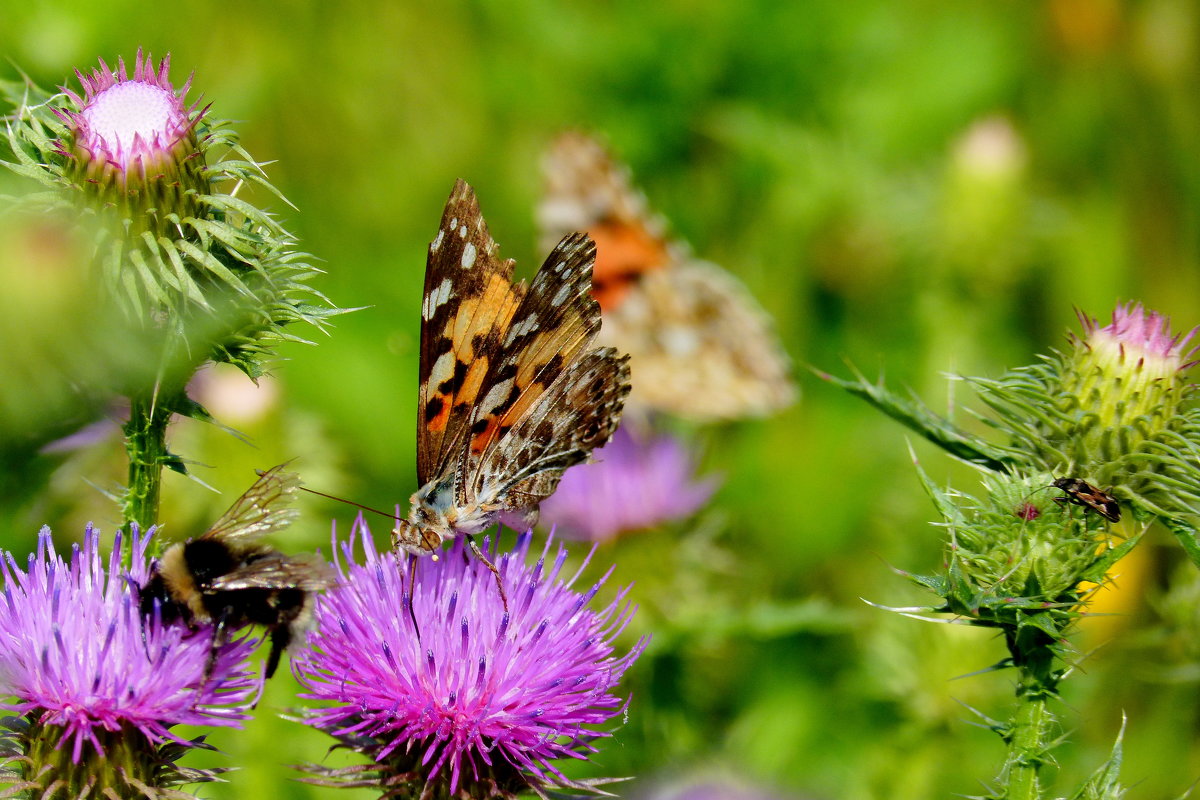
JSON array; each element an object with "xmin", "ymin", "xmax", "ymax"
[
  {"xmin": 538, "ymin": 131, "xmax": 795, "ymax": 421},
  {"xmin": 390, "ymin": 179, "xmax": 632, "ymax": 587}
]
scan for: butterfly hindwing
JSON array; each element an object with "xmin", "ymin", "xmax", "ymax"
[
  {"xmin": 478, "ymin": 346, "xmax": 632, "ymax": 509},
  {"xmin": 418, "ymin": 179, "xmax": 527, "ymax": 487}
]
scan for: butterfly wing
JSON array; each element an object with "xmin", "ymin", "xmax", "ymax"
[
  {"xmin": 417, "ymin": 179, "xmax": 527, "ymax": 487},
  {"xmin": 467, "ymin": 233, "xmax": 632, "ymax": 508},
  {"xmin": 539, "ymin": 131, "xmax": 674, "ymax": 312},
  {"xmin": 199, "ymin": 463, "xmax": 301, "ymax": 545},
  {"xmin": 539, "ymin": 132, "xmax": 795, "ymax": 420},
  {"xmin": 605, "ymin": 260, "xmax": 795, "ymax": 418}
]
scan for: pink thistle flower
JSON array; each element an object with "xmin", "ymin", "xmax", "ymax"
[
  {"xmin": 1069, "ymin": 302, "xmax": 1200, "ymax": 430},
  {"xmin": 1077, "ymin": 302, "xmax": 1199, "ymax": 374},
  {"xmin": 0, "ymin": 525, "xmax": 260, "ymax": 794},
  {"xmin": 294, "ymin": 520, "xmax": 646, "ymax": 798},
  {"xmin": 539, "ymin": 426, "xmax": 719, "ymax": 541},
  {"xmin": 56, "ymin": 49, "xmax": 207, "ymax": 203}
]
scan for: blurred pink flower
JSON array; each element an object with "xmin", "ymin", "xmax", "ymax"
[{"xmin": 540, "ymin": 426, "xmax": 719, "ymax": 541}]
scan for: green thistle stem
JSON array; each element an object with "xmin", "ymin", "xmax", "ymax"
[
  {"xmin": 1003, "ymin": 628, "xmax": 1060, "ymax": 800},
  {"xmin": 122, "ymin": 388, "xmax": 172, "ymax": 530}
]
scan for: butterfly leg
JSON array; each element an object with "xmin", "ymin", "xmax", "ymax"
[{"xmin": 465, "ymin": 534, "xmax": 509, "ymax": 613}]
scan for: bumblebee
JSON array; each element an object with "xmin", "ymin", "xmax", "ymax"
[{"xmin": 138, "ymin": 464, "xmax": 338, "ymax": 678}]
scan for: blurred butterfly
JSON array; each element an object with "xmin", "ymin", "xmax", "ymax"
[
  {"xmin": 390, "ymin": 180, "xmax": 631, "ymax": 598},
  {"xmin": 539, "ymin": 132, "xmax": 795, "ymax": 421}
]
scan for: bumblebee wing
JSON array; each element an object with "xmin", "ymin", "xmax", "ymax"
[
  {"xmin": 200, "ymin": 463, "xmax": 302, "ymax": 544},
  {"xmin": 208, "ymin": 552, "xmax": 338, "ymax": 592}
]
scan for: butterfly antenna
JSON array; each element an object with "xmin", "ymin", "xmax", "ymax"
[
  {"xmin": 465, "ymin": 534, "xmax": 509, "ymax": 613},
  {"xmin": 406, "ymin": 553, "xmax": 422, "ymax": 641},
  {"xmin": 295, "ymin": 485, "xmax": 402, "ymax": 523}
]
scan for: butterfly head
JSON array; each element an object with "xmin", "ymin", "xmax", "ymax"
[{"xmin": 391, "ymin": 518, "xmax": 445, "ymax": 557}]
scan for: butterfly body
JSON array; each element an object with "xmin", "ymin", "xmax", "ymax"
[{"xmin": 392, "ymin": 180, "xmax": 631, "ymax": 558}]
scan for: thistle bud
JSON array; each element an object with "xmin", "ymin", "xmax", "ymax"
[
  {"xmin": 1067, "ymin": 303, "xmax": 1197, "ymax": 432},
  {"xmin": 937, "ymin": 473, "xmax": 1103, "ymax": 617},
  {"xmin": 58, "ymin": 51, "xmax": 206, "ymax": 223},
  {"xmin": 3, "ymin": 50, "xmax": 343, "ymax": 378}
]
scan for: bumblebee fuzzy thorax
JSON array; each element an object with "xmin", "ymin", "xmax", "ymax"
[{"xmin": 156, "ymin": 542, "xmax": 209, "ymax": 622}]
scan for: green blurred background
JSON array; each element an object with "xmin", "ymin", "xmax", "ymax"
[{"xmin": 3, "ymin": 1, "xmax": 1200, "ymax": 797}]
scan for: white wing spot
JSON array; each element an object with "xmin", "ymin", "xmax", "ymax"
[
  {"xmin": 450, "ymin": 217, "xmax": 458, "ymax": 230},
  {"xmin": 461, "ymin": 242, "xmax": 477, "ymax": 269},
  {"xmin": 551, "ymin": 282, "xmax": 573, "ymax": 307},
  {"xmin": 423, "ymin": 277, "xmax": 454, "ymax": 321},
  {"xmin": 504, "ymin": 313, "xmax": 539, "ymax": 345},
  {"xmin": 480, "ymin": 378, "xmax": 515, "ymax": 413},
  {"xmin": 429, "ymin": 350, "xmax": 456, "ymax": 386},
  {"xmin": 431, "ymin": 230, "xmax": 445, "ymax": 253},
  {"xmin": 459, "ymin": 225, "xmax": 468, "ymax": 238}
]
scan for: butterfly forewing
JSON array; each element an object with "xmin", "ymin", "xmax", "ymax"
[
  {"xmin": 465, "ymin": 232, "xmax": 605, "ymax": 461},
  {"xmin": 200, "ymin": 463, "xmax": 301, "ymax": 544},
  {"xmin": 418, "ymin": 179, "xmax": 526, "ymax": 487},
  {"xmin": 540, "ymin": 132, "xmax": 673, "ymax": 311}
]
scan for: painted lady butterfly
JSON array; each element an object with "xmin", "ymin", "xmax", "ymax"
[
  {"xmin": 390, "ymin": 180, "xmax": 632, "ymax": 575},
  {"xmin": 539, "ymin": 132, "xmax": 795, "ymax": 421}
]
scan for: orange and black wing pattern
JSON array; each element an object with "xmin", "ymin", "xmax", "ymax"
[
  {"xmin": 539, "ymin": 131, "xmax": 795, "ymax": 420},
  {"xmin": 417, "ymin": 180, "xmax": 527, "ymax": 488}
]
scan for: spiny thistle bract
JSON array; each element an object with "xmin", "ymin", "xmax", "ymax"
[
  {"xmin": 821, "ymin": 302, "xmax": 1200, "ymax": 566},
  {"xmin": 1, "ymin": 50, "xmax": 343, "ymax": 380},
  {"xmin": 970, "ymin": 303, "xmax": 1200, "ymax": 521},
  {"xmin": 899, "ymin": 468, "xmax": 1141, "ymax": 645},
  {"xmin": 0, "ymin": 524, "xmax": 262, "ymax": 798},
  {"xmin": 294, "ymin": 520, "xmax": 646, "ymax": 799}
]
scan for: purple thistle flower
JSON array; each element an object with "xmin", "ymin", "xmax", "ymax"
[
  {"xmin": 539, "ymin": 426, "xmax": 719, "ymax": 541},
  {"xmin": 294, "ymin": 519, "xmax": 647, "ymax": 798},
  {"xmin": 0, "ymin": 524, "xmax": 260, "ymax": 793},
  {"xmin": 57, "ymin": 49, "xmax": 205, "ymax": 196}
]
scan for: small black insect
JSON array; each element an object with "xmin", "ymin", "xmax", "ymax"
[
  {"xmin": 138, "ymin": 464, "xmax": 338, "ymax": 678},
  {"xmin": 1052, "ymin": 477, "xmax": 1121, "ymax": 523}
]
